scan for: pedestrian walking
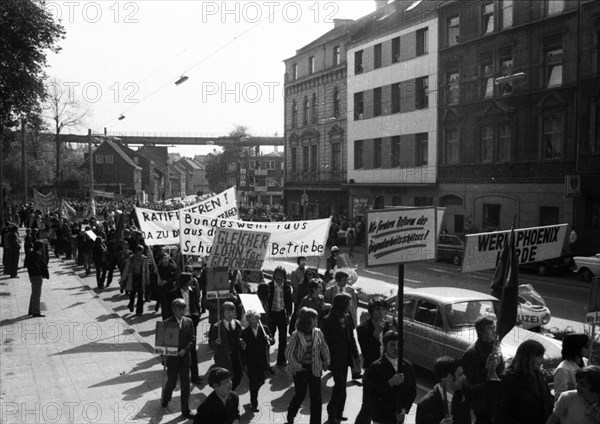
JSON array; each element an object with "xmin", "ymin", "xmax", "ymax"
[
  {"xmin": 25, "ymin": 240, "xmax": 49, "ymax": 317},
  {"xmin": 92, "ymin": 236, "xmax": 108, "ymax": 289},
  {"xmin": 268, "ymin": 266, "xmax": 293, "ymax": 366},
  {"xmin": 209, "ymin": 301, "xmax": 244, "ymax": 390},
  {"xmin": 241, "ymin": 309, "xmax": 275, "ymax": 412},
  {"xmin": 285, "ymin": 307, "xmax": 330, "ymax": 424},
  {"xmin": 194, "ymin": 367, "xmax": 240, "ymax": 424},
  {"xmin": 4, "ymin": 225, "xmax": 21, "ymax": 278},
  {"xmin": 160, "ymin": 299, "xmax": 196, "ymax": 420},
  {"xmin": 121, "ymin": 245, "xmax": 149, "ymax": 316}
]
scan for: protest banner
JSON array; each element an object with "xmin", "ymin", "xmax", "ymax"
[
  {"xmin": 135, "ymin": 187, "xmax": 238, "ymax": 245},
  {"xmin": 206, "ymin": 228, "xmax": 270, "ymax": 270},
  {"xmin": 366, "ymin": 207, "xmax": 438, "ymax": 267},
  {"xmin": 179, "ymin": 211, "xmax": 331, "ymax": 259},
  {"xmin": 154, "ymin": 321, "xmax": 179, "ymax": 356},
  {"xmin": 587, "ymin": 277, "xmax": 600, "ymax": 324},
  {"xmin": 33, "ymin": 189, "xmax": 57, "ymax": 212},
  {"xmin": 205, "ymin": 267, "xmax": 231, "ymax": 300},
  {"xmin": 85, "ymin": 229, "xmax": 97, "ymax": 241},
  {"xmin": 461, "ymin": 224, "xmax": 568, "ymax": 273}
]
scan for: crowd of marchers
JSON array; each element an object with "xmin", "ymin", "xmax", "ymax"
[{"xmin": 1, "ymin": 206, "xmax": 599, "ymax": 424}]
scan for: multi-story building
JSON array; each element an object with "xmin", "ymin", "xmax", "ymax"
[
  {"xmin": 239, "ymin": 152, "xmax": 285, "ymax": 205},
  {"xmin": 283, "ymin": 18, "xmax": 358, "ymax": 219},
  {"xmin": 437, "ymin": 0, "xmax": 600, "ymax": 253},
  {"xmin": 346, "ymin": 1, "xmax": 441, "ymax": 217},
  {"xmin": 191, "ymin": 155, "xmax": 212, "ymax": 196}
]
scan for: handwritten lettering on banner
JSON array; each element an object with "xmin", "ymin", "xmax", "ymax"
[
  {"xmin": 179, "ymin": 211, "xmax": 331, "ymax": 259},
  {"xmin": 366, "ymin": 207, "xmax": 438, "ymax": 267},
  {"xmin": 206, "ymin": 228, "xmax": 270, "ymax": 270},
  {"xmin": 135, "ymin": 187, "xmax": 238, "ymax": 245},
  {"xmin": 462, "ymin": 224, "xmax": 568, "ymax": 273}
]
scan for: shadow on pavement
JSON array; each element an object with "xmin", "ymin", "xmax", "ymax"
[
  {"xmin": 0, "ymin": 314, "xmax": 32, "ymax": 328},
  {"xmin": 50, "ymin": 340, "xmax": 149, "ymax": 355}
]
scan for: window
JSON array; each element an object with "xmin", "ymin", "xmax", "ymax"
[
  {"xmin": 374, "ymin": 87, "xmax": 382, "ymax": 117},
  {"xmin": 498, "ymin": 124, "xmax": 512, "ymax": 162},
  {"xmin": 374, "ymin": 43, "xmax": 382, "ymax": 69},
  {"xmin": 391, "ymin": 136, "xmax": 400, "ymax": 167},
  {"xmin": 292, "ymin": 100, "xmax": 297, "ymax": 128},
  {"xmin": 481, "ymin": 52, "xmax": 494, "ymax": 98},
  {"xmin": 543, "ymin": 36, "xmax": 563, "ymax": 88},
  {"xmin": 95, "ymin": 155, "xmax": 103, "ymax": 164},
  {"xmin": 482, "ymin": 2, "xmax": 495, "ymax": 34},
  {"xmin": 291, "ymin": 147, "xmax": 297, "ymax": 173},
  {"xmin": 333, "ymin": 87, "xmax": 340, "ymax": 118},
  {"xmin": 392, "ymin": 37, "xmax": 400, "ymax": 63},
  {"xmin": 333, "ymin": 45, "xmax": 341, "ymax": 66},
  {"xmin": 105, "ymin": 155, "xmax": 114, "ymax": 164},
  {"xmin": 416, "ymin": 28, "xmax": 428, "ymax": 56},
  {"xmin": 482, "ymin": 203, "xmax": 501, "ymax": 229},
  {"xmin": 292, "ymin": 63, "xmax": 297, "ymax": 80},
  {"xmin": 546, "ymin": 0, "xmax": 564, "ymax": 16},
  {"xmin": 354, "ymin": 140, "xmax": 364, "ymax": 169},
  {"xmin": 447, "ymin": 15, "xmax": 460, "ymax": 46},
  {"xmin": 540, "ymin": 206, "xmax": 559, "ymax": 226},
  {"xmin": 416, "ymin": 77, "xmax": 429, "ymax": 109},
  {"xmin": 354, "ymin": 92, "xmax": 364, "ymax": 120},
  {"xmin": 501, "ymin": 0, "xmax": 513, "ymax": 29},
  {"xmin": 311, "ymin": 93, "xmax": 317, "ymax": 124},
  {"xmin": 542, "ymin": 115, "xmax": 563, "ymax": 159},
  {"xmin": 498, "ymin": 51, "xmax": 514, "ymax": 96},
  {"xmin": 416, "ymin": 133, "xmax": 428, "ymax": 165},
  {"xmin": 481, "ymin": 126, "xmax": 494, "ymax": 162},
  {"xmin": 446, "ymin": 70, "xmax": 460, "ymax": 105},
  {"xmin": 414, "ymin": 300, "xmax": 442, "ymax": 328},
  {"xmin": 310, "ymin": 144, "xmax": 317, "ymax": 171},
  {"xmin": 355, "ymin": 50, "xmax": 363, "ymax": 74},
  {"xmin": 308, "ymin": 56, "xmax": 315, "ymax": 74},
  {"xmin": 391, "ymin": 83, "xmax": 401, "ymax": 113},
  {"xmin": 331, "ymin": 141, "xmax": 341, "ymax": 171},
  {"xmin": 303, "ymin": 96, "xmax": 309, "ymax": 126},
  {"xmin": 584, "ymin": 196, "xmax": 600, "ymax": 229},
  {"xmin": 374, "ymin": 138, "xmax": 382, "ymax": 168},
  {"xmin": 446, "ymin": 128, "xmax": 459, "ymax": 164},
  {"xmin": 302, "ymin": 145, "xmax": 309, "ymax": 171}
]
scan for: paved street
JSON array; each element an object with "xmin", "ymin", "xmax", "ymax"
[{"xmin": 0, "ymin": 246, "xmax": 423, "ymax": 424}]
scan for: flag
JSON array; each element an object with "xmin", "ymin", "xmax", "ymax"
[
  {"xmin": 490, "ymin": 226, "xmax": 519, "ymax": 340},
  {"xmin": 60, "ymin": 199, "xmax": 77, "ymax": 221}
]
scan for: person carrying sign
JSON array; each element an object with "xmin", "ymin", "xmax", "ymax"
[
  {"xmin": 209, "ymin": 301, "xmax": 244, "ymax": 390},
  {"xmin": 268, "ymin": 266, "xmax": 293, "ymax": 366},
  {"xmin": 160, "ymin": 298, "xmax": 196, "ymax": 420}
]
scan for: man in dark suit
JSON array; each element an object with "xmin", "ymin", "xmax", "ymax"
[
  {"xmin": 160, "ymin": 298, "xmax": 196, "ymax": 419},
  {"xmin": 356, "ymin": 297, "xmax": 395, "ymax": 424},
  {"xmin": 166, "ymin": 272, "xmax": 202, "ymax": 384},
  {"xmin": 267, "ymin": 266, "xmax": 293, "ymax": 366},
  {"xmin": 241, "ymin": 309, "xmax": 274, "ymax": 412},
  {"xmin": 416, "ymin": 356, "xmax": 500, "ymax": 424},
  {"xmin": 363, "ymin": 331, "xmax": 417, "ymax": 424},
  {"xmin": 194, "ymin": 367, "xmax": 240, "ymax": 424},
  {"xmin": 322, "ymin": 293, "xmax": 360, "ymax": 424}
]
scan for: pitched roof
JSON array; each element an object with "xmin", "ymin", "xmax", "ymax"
[{"xmin": 103, "ymin": 140, "xmax": 141, "ymax": 169}]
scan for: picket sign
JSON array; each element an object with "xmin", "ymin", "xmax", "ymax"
[{"xmin": 135, "ymin": 187, "xmax": 238, "ymax": 246}]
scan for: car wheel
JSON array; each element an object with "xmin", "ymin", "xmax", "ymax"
[
  {"xmin": 537, "ymin": 263, "xmax": 549, "ymax": 276},
  {"xmin": 581, "ymin": 268, "xmax": 593, "ymax": 283},
  {"xmin": 452, "ymin": 255, "xmax": 461, "ymax": 266}
]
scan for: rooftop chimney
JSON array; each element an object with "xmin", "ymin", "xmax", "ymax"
[
  {"xmin": 333, "ymin": 18, "xmax": 354, "ymax": 28},
  {"xmin": 375, "ymin": 0, "xmax": 388, "ymax": 10}
]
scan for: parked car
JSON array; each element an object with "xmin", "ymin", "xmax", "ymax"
[
  {"xmin": 518, "ymin": 254, "xmax": 573, "ymax": 276},
  {"xmin": 573, "ymin": 253, "xmax": 600, "ymax": 282},
  {"xmin": 437, "ymin": 234, "xmax": 465, "ymax": 266},
  {"xmin": 383, "ymin": 287, "xmax": 561, "ymax": 380}
]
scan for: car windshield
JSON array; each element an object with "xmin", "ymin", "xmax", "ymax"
[{"xmin": 445, "ymin": 300, "xmax": 498, "ymax": 329}]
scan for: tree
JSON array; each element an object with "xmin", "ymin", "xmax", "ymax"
[
  {"xmin": 0, "ymin": 0, "xmax": 64, "ymax": 223},
  {"xmin": 44, "ymin": 77, "xmax": 88, "ymax": 192},
  {"xmin": 205, "ymin": 125, "xmax": 253, "ymax": 193}
]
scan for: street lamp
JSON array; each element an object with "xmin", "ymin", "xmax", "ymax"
[{"xmin": 175, "ymin": 75, "xmax": 189, "ymax": 86}]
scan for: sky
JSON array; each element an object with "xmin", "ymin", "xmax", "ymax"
[{"xmin": 45, "ymin": 0, "xmax": 376, "ymax": 156}]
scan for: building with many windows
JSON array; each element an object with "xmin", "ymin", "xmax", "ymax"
[
  {"xmin": 437, "ymin": 0, "xmax": 600, "ymax": 253},
  {"xmin": 346, "ymin": 1, "xmax": 441, "ymax": 217}
]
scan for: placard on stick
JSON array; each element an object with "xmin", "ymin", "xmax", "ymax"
[
  {"xmin": 155, "ymin": 321, "xmax": 179, "ymax": 356},
  {"xmin": 205, "ymin": 266, "xmax": 231, "ymax": 300},
  {"xmin": 206, "ymin": 227, "xmax": 271, "ymax": 270}
]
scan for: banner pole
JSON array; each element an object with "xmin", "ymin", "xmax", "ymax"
[{"xmin": 397, "ymin": 263, "xmax": 404, "ymax": 364}]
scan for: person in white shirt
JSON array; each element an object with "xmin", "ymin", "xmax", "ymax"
[
  {"xmin": 554, "ymin": 333, "xmax": 590, "ymax": 401},
  {"xmin": 548, "ymin": 365, "xmax": 600, "ymax": 424}
]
